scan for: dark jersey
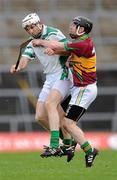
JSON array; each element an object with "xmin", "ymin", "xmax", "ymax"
[{"xmin": 64, "ymin": 36, "xmax": 97, "ymax": 86}]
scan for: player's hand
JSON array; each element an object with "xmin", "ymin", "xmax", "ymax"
[
  {"xmin": 44, "ymin": 48, "xmax": 55, "ymax": 55},
  {"xmin": 32, "ymin": 40, "xmax": 42, "ymax": 47},
  {"xmin": 10, "ymin": 64, "xmax": 19, "ymax": 74},
  {"xmin": 65, "ymin": 61, "xmax": 70, "ymax": 67}
]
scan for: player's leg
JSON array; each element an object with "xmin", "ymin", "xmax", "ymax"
[
  {"xmin": 41, "ymin": 80, "xmax": 72, "ymax": 157},
  {"xmin": 63, "ymin": 116, "xmax": 98, "ymax": 166},
  {"xmin": 58, "ymin": 103, "xmax": 72, "ymax": 148},
  {"xmin": 59, "ymin": 95, "xmax": 71, "ymax": 140},
  {"xmin": 35, "ymin": 97, "xmax": 71, "ymax": 132},
  {"xmin": 35, "ymin": 84, "xmax": 71, "ymax": 132},
  {"xmin": 45, "ymin": 89, "xmax": 63, "ymax": 149},
  {"xmin": 58, "ymin": 94, "xmax": 82, "ymax": 161},
  {"xmin": 47, "ymin": 95, "xmax": 75, "ymax": 160},
  {"xmin": 36, "ymin": 99, "xmax": 63, "ymax": 159},
  {"xmin": 60, "ymin": 95, "xmax": 77, "ymax": 149},
  {"xmin": 35, "ymin": 81, "xmax": 51, "ymax": 131},
  {"xmin": 36, "ymin": 95, "xmax": 71, "ymax": 138},
  {"xmin": 40, "ymin": 91, "xmax": 66, "ymax": 158},
  {"xmin": 36, "ymin": 90, "xmax": 72, "ymax": 158},
  {"xmin": 62, "ymin": 105, "xmax": 85, "ymax": 162},
  {"xmin": 46, "ymin": 79, "xmax": 72, "ymax": 148},
  {"xmin": 35, "ymin": 73, "xmax": 73, "ymax": 158},
  {"xmin": 62, "ymin": 83, "xmax": 98, "ymax": 166},
  {"xmin": 35, "ymin": 100, "xmax": 49, "ymax": 130},
  {"xmin": 40, "ymin": 97, "xmax": 71, "ymax": 158}
]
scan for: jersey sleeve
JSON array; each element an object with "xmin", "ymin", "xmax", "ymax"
[
  {"xmin": 48, "ymin": 31, "xmax": 68, "ymax": 42},
  {"xmin": 22, "ymin": 42, "xmax": 35, "ymax": 60},
  {"xmin": 64, "ymin": 41, "xmax": 87, "ymax": 51}
]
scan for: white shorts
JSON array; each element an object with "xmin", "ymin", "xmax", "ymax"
[
  {"xmin": 38, "ymin": 70, "xmax": 73, "ymax": 102},
  {"xmin": 69, "ymin": 82, "xmax": 97, "ymax": 109}
]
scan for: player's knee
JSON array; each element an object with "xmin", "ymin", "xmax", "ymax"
[
  {"xmin": 44, "ymin": 100, "xmax": 50, "ymax": 109},
  {"xmin": 62, "ymin": 118, "xmax": 73, "ymax": 132},
  {"xmin": 45, "ymin": 99, "xmax": 55, "ymax": 110},
  {"xmin": 35, "ymin": 114, "xmax": 45, "ymax": 124}
]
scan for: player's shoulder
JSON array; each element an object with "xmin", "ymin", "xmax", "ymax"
[
  {"xmin": 47, "ymin": 25, "xmax": 66, "ymax": 36},
  {"xmin": 43, "ymin": 25, "xmax": 66, "ymax": 41},
  {"xmin": 78, "ymin": 37, "xmax": 94, "ymax": 45},
  {"xmin": 84, "ymin": 36, "xmax": 94, "ymax": 43}
]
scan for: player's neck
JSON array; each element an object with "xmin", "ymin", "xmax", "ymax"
[{"xmin": 79, "ymin": 34, "xmax": 89, "ymax": 40}]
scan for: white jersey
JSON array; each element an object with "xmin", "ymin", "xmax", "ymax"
[
  {"xmin": 22, "ymin": 25, "xmax": 69, "ymax": 75},
  {"xmin": 32, "ymin": 46, "xmax": 62, "ymax": 74}
]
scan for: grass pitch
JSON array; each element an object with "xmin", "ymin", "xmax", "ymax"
[{"xmin": 0, "ymin": 150, "xmax": 116, "ymax": 180}]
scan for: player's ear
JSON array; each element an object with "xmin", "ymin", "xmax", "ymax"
[
  {"xmin": 78, "ymin": 26, "xmax": 85, "ymax": 33},
  {"xmin": 76, "ymin": 26, "xmax": 85, "ymax": 36},
  {"xmin": 38, "ymin": 23, "xmax": 43, "ymax": 30}
]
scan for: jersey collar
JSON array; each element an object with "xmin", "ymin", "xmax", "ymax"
[
  {"xmin": 40, "ymin": 25, "xmax": 47, "ymax": 39},
  {"xmin": 79, "ymin": 34, "xmax": 89, "ymax": 40}
]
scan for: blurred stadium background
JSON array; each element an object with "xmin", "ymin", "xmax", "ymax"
[{"xmin": 0, "ymin": 0, "xmax": 117, "ymax": 152}]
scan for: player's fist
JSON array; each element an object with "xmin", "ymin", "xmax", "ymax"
[
  {"xmin": 44, "ymin": 48, "xmax": 55, "ymax": 55},
  {"xmin": 10, "ymin": 64, "xmax": 18, "ymax": 74},
  {"xmin": 32, "ymin": 40, "xmax": 42, "ymax": 47}
]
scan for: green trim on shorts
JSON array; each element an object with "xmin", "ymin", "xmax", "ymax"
[
  {"xmin": 75, "ymin": 87, "xmax": 85, "ymax": 105},
  {"xmin": 60, "ymin": 66, "xmax": 69, "ymax": 80}
]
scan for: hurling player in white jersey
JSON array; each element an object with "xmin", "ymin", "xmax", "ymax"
[{"xmin": 10, "ymin": 13, "xmax": 73, "ymax": 156}]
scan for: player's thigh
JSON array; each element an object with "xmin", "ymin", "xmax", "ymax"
[
  {"xmin": 52, "ymin": 79, "xmax": 72, "ymax": 99},
  {"xmin": 45, "ymin": 89, "xmax": 63, "ymax": 108},
  {"xmin": 70, "ymin": 83, "xmax": 97, "ymax": 109},
  {"xmin": 45, "ymin": 79, "xmax": 72, "ymax": 107}
]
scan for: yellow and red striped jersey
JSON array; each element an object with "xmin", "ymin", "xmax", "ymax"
[{"xmin": 64, "ymin": 36, "xmax": 97, "ymax": 86}]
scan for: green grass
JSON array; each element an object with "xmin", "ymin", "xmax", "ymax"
[{"xmin": 0, "ymin": 150, "xmax": 116, "ymax": 180}]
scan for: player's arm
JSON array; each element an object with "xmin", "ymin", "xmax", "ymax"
[
  {"xmin": 32, "ymin": 39, "xmax": 71, "ymax": 56},
  {"xmin": 64, "ymin": 41, "xmax": 86, "ymax": 52},
  {"xmin": 10, "ymin": 57, "xmax": 30, "ymax": 74},
  {"xmin": 32, "ymin": 39, "xmax": 83, "ymax": 53},
  {"xmin": 32, "ymin": 39, "xmax": 65, "ymax": 51},
  {"xmin": 10, "ymin": 41, "xmax": 36, "ymax": 74}
]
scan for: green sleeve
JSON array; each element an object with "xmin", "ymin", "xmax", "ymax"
[{"xmin": 64, "ymin": 42, "xmax": 73, "ymax": 51}]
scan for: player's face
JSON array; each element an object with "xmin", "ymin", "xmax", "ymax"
[
  {"xmin": 25, "ymin": 23, "xmax": 43, "ymax": 38},
  {"xmin": 69, "ymin": 22, "xmax": 85, "ymax": 39},
  {"xmin": 69, "ymin": 22, "xmax": 78, "ymax": 39}
]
